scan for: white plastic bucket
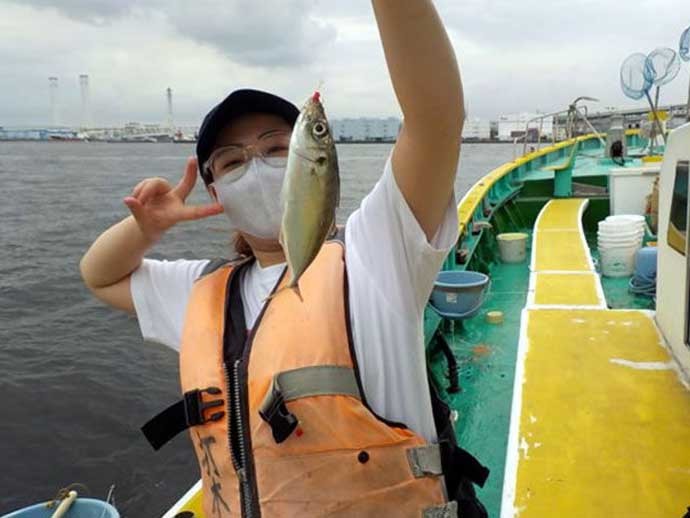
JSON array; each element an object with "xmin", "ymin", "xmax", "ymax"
[
  {"xmin": 597, "ymin": 229, "xmax": 644, "ymax": 239},
  {"xmin": 602, "ymin": 215, "xmax": 645, "ymax": 232},
  {"xmin": 600, "ymin": 244, "xmax": 638, "ymax": 277},
  {"xmin": 598, "ymin": 240, "xmax": 643, "ymax": 250},
  {"xmin": 598, "ymin": 221, "xmax": 642, "ymax": 233},
  {"xmin": 598, "ymin": 238, "xmax": 643, "ymax": 247},
  {"xmin": 497, "ymin": 233, "xmax": 528, "ymax": 263},
  {"xmin": 597, "ymin": 231, "xmax": 644, "ymax": 246},
  {"xmin": 599, "ymin": 241, "xmax": 642, "ymax": 251},
  {"xmin": 606, "ymin": 214, "xmax": 645, "ymax": 225}
]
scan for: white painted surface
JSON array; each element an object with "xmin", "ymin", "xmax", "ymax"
[
  {"xmin": 609, "ymin": 358, "xmax": 675, "ymax": 370},
  {"xmin": 608, "ymin": 165, "xmax": 659, "ymax": 216},
  {"xmin": 500, "ymin": 309, "xmax": 530, "ymax": 518},
  {"xmin": 655, "ymin": 123, "xmax": 690, "ymax": 380}
]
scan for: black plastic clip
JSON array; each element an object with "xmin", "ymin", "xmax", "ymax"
[
  {"xmin": 258, "ymin": 387, "xmax": 298, "ymax": 444},
  {"xmin": 184, "ymin": 387, "xmax": 225, "ymax": 427}
]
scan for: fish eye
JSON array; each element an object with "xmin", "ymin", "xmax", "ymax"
[{"xmin": 312, "ymin": 122, "xmax": 328, "ymax": 138}]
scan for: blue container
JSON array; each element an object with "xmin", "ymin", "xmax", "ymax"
[
  {"xmin": 629, "ymin": 246, "xmax": 657, "ymax": 296},
  {"xmin": 3, "ymin": 499, "xmax": 118, "ymax": 518},
  {"xmin": 634, "ymin": 246, "xmax": 657, "ymax": 280},
  {"xmin": 429, "ymin": 270, "xmax": 490, "ymax": 320}
]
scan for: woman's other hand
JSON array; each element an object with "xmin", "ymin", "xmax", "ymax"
[
  {"xmin": 123, "ymin": 157, "xmax": 223, "ymax": 242},
  {"xmin": 81, "ymin": 157, "xmax": 222, "ymax": 313}
]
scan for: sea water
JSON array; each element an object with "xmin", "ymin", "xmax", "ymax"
[{"xmin": 0, "ymin": 141, "xmax": 514, "ymax": 516}]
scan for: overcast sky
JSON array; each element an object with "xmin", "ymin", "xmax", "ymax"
[{"xmin": 1, "ymin": 0, "xmax": 689, "ymax": 127}]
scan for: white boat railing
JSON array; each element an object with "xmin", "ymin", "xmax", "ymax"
[
  {"xmin": 512, "ymin": 109, "xmax": 568, "ymax": 160},
  {"xmin": 512, "ymin": 97, "xmax": 607, "ymax": 160}
]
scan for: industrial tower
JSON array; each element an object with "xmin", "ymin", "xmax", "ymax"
[
  {"xmin": 79, "ymin": 74, "xmax": 91, "ymax": 129},
  {"xmin": 49, "ymin": 77, "xmax": 59, "ymax": 127}
]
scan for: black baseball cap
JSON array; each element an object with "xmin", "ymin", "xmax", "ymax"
[{"xmin": 196, "ymin": 88, "xmax": 300, "ymax": 184}]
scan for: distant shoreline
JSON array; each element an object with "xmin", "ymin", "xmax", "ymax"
[
  {"xmin": 0, "ymin": 138, "xmax": 516, "ymax": 144},
  {"xmin": 335, "ymin": 139, "xmax": 513, "ymax": 144}
]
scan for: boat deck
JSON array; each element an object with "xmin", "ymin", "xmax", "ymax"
[
  {"xmin": 502, "ymin": 199, "xmax": 690, "ymax": 517},
  {"xmin": 527, "ymin": 149, "xmax": 646, "ymax": 182}
]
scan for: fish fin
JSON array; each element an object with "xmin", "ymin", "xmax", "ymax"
[
  {"xmin": 293, "ymin": 283, "xmax": 303, "ymax": 302},
  {"xmin": 264, "ymin": 286, "xmax": 285, "ymax": 303},
  {"xmin": 264, "ymin": 282, "xmax": 303, "ymax": 303}
]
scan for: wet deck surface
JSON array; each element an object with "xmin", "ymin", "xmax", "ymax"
[{"xmin": 428, "ymin": 259, "xmax": 530, "ymax": 516}]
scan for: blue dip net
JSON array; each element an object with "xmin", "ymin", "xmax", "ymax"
[
  {"xmin": 644, "ymin": 47, "xmax": 681, "ymax": 87},
  {"xmin": 680, "ymin": 25, "xmax": 690, "ymax": 62},
  {"xmin": 620, "ymin": 52, "xmax": 652, "ymax": 100}
]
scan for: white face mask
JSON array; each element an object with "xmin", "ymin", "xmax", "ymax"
[{"xmin": 212, "ymin": 158, "xmax": 285, "ymax": 239}]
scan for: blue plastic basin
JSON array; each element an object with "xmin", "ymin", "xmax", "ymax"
[
  {"xmin": 429, "ymin": 270, "xmax": 490, "ymax": 320},
  {"xmin": 3, "ymin": 499, "xmax": 119, "ymax": 518},
  {"xmin": 634, "ymin": 246, "xmax": 657, "ymax": 280}
]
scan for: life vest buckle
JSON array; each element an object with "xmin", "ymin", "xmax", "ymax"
[
  {"xmin": 184, "ymin": 387, "xmax": 225, "ymax": 427},
  {"xmin": 258, "ymin": 387, "xmax": 298, "ymax": 444},
  {"xmin": 141, "ymin": 387, "xmax": 225, "ymax": 451}
]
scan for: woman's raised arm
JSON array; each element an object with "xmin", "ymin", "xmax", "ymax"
[{"xmin": 372, "ymin": 0, "xmax": 463, "ymax": 240}]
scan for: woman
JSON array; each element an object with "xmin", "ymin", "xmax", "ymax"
[{"xmin": 81, "ymin": 1, "xmax": 486, "ymax": 516}]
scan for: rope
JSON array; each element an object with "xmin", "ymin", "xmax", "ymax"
[{"xmin": 629, "ymin": 271, "xmax": 656, "ymax": 297}]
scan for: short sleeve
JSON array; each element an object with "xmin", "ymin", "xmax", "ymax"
[
  {"xmin": 345, "ymin": 154, "xmax": 459, "ymax": 318},
  {"xmin": 343, "ymin": 154, "xmax": 459, "ymax": 439},
  {"xmin": 130, "ymin": 258, "xmax": 210, "ymax": 351}
]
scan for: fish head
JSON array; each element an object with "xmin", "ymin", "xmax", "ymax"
[{"xmin": 290, "ymin": 91, "xmax": 336, "ymax": 167}]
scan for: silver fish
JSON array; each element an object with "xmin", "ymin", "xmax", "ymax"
[{"xmin": 279, "ymin": 91, "xmax": 339, "ymax": 300}]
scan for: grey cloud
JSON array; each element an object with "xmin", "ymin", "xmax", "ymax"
[
  {"xmin": 13, "ymin": 0, "xmax": 338, "ymax": 67},
  {"xmin": 12, "ymin": 0, "xmax": 144, "ymax": 23},
  {"xmin": 3, "ymin": 0, "xmax": 689, "ymax": 126},
  {"xmin": 441, "ymin": 0, "xmax": 689, "ymax": 51},
  {"xmin": 166, "ymin": 1, "xmax": 338, "ymax": 67}
]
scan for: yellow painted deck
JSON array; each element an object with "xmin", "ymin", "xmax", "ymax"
[
  {"xmin": 535, "ymin": 198, "xmax": 587, "ymax": 231},
  {"xmin": 533, "ymin": 272, "xmax": 600, "ymax": 306},
  {"xmin": 532, "ymin": 199, "xmax": 593, "ymax": 273},
  {"xmin": 505, "ymin": 199, "xmax": 690, "ymax": 517}
]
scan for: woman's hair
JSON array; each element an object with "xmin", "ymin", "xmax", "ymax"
[{"xmin": 233, "ymin": 232, "xmax": 254, "ymax": 258}]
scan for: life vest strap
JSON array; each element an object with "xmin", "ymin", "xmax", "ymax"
[
  {"xmin": 423, "ymin": 501, "xmax": 458, "ymax": 518},
  {"xmin": 407, "ymin": 444, "xmax": 444, "ymax": 478},
  {"xmin": 439, "ymin": 439, "xmax": 490, "ymax": 488},
  {"xmin": 141, "ymin": 387, "xmax": 225, "ymax": 451},
  {"xmin": 258, "ymin": 365, "xmax": 361, "ymax": 444}
]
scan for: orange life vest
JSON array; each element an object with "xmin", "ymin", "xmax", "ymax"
[{"xmin": 177, "ymin": 241, "xmax": 455, "ymax": 517}]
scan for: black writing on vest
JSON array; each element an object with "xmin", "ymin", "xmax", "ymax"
[{"xmin": 196, "ymin": 431, "xmax": 230, "ymax": 516}]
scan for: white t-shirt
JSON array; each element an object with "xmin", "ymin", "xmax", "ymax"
[{"xmin": 131, "ymin": 155, "xmax": 458, "ymax": 441}]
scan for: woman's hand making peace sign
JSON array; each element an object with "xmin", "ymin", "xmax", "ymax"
[{"xmin": 123, "ymin": 157, "xmax": 223, "ymax": 243}]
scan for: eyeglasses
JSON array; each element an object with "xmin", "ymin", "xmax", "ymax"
[{"xmin": 204, "ymin": 130, "xmax": 291, "ymax": 182}]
